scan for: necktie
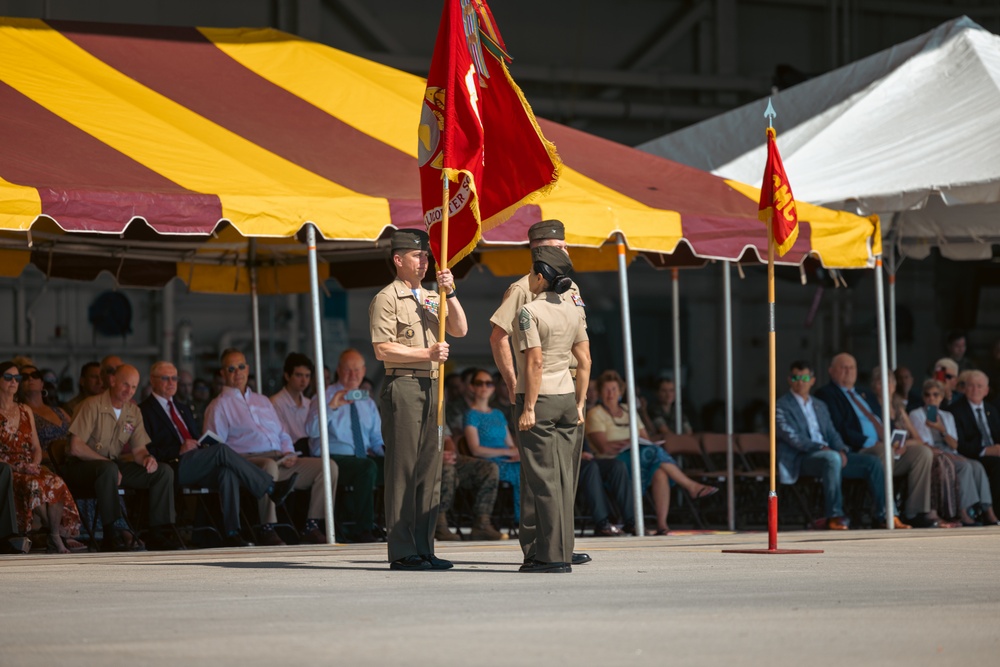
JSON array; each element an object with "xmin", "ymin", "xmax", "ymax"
[
  {"xmin": 349, "ymin": 402, "xmax": 366, "ymax": 458},
  {"xmin": 976, "ymin": 407, "xmax": 993, "ymax": 448},
  {"xmin": 168, "ymin": 400, "xmax": 193, "ymax": 442},
  {"xmin": 848, "ymin": 390, "xmax": 882, "ymax": 439}
]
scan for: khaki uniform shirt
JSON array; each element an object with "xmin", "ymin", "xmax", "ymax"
[
  {"xmin": 68, "ymin": 391, "xmax": 151, "ymax": 460},
  {"xmin": 490, "ymin": 275, "xmax": 585, "ymax": 393},
  {"xmin": 370, "ymin": 278, "xmax": 443, "ymax": 372},
  {"xmin": 516, "ymin": 292, "xmax": 588, "ymax": 395}
]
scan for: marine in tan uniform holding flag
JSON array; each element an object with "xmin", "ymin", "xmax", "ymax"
[
  {"xmin": 516, "ymin": 246, "xmax": 591, "ymax": 572},
  {"xmin": 489, "ymin": 220, "xmax": 591, "ymax": 567},
  {"xmin": 370, "ymin": 229, "xmax": 468, "ymax": 571}
]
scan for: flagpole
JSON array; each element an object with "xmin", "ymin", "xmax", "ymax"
[
  {"xmin": 723, "ymin": 100, "xmax": 821, "ymax": 555},
  {"xmin": 766, "ymin": 218, "xmax": 778, "ymax": 551},
  {"xmin": 436, "ymin": 176, "xmax": 450, "ymax": 451}
]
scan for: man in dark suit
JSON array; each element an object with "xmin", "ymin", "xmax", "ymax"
[
  {"xmin": 775, "ymin": 361, "xmax": 890, "ymax": 529},
  {"xmin": 947, "ymin": 370, "xmax": 1000, "ymax": 519},
  {"xmin": 139, "ymin": 361, "xmax": 297, "ymax": 547},
  {"xmin": 815, "ymin": 352, "xmax": 938, "ymax": 528}
]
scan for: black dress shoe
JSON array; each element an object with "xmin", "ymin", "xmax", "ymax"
[
  {"xmin": 144, "ymin": 530, "xmax": 186, "ymax": 551},
  {"xmin": 269, "ymin": 472, "xmax": 299, "ymax": 508},
  {"xmin": 223, "ymin": 533, "xmax": 254, "ymax": 548},
  {"xmin": 594, "ymin": 521, "xmax": 622, "ymax": 537},
  {"xmin": 421, "ymin": 554, "xmax": 454, "ymax": 570},
  {"xmin": 520, "ymin": 560, "xmax": 571, "ymax": 573},
  {"xmin": 571, "ymin": 552, "xmax": 592, "ymax": 565},
  {"xmin": 390, "ymin": 555, "xmax": 432, "ymax": 571},
  {"xmin": 905, "ymin": 514, "xmax": 940, "ymax": 528}
]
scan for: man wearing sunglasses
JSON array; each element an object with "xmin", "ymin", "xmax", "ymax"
[
  {"xmin": 203, "ymin": 349, "xmax": 329, "ymax": 546},
  {"xmin": 775, "ymin": 361, "xmax": 888, "ymax": 530},
  {"xmin": 932, "ymin": 358, "xmax": 961, "ymax": 405},
  {"xmin": 140, "ymin": 361, "xmax": 297, "ymax": 547}
]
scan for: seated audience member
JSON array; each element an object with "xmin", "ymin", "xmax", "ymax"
[
  {"xmin": 489, "ymin": 372, "xmax": 516, "ymax": 434},
  {"xmin": 17, "ymin": 365, "xmax": 73, "ymax": 462},
  {"xmin": 304, "ymin": 348, "xmax": 381, "ymax": 543},
  {"xmin": 140, "ymin": 361, "xmax": 296, "ymax": 548},
  {"xmin": 815, "ymin": 354, "xmax": 938, "ymax": 528},
  {"xmin": 99, "ymin": 355, "xmax": 124, "ymax": 391},
  {"xmin": 65, "ymin": 364, "xmax": 181, "ymax": 551},
  {"xmin": 203, "ymin": 349, "xmax": 329, "ymax": 545},
  {"xmin": 871, "ymin": 366, "xmax": 958, "ymax": 525},
  {"xmin": 932, "ymin": 358, "xmax": 961, "ymax": 406},
  {"xmin": 446, "ymin": 367, "xmax": 477, "ymax": 435},
  {"xmin": 910, "ymin": 379, "xmax": 997, "ymax": 526},
  {"xmin": 191, "ymin": 378, "xmax": 212, "ymax": 427},
  {"xmin": 775, "ymin": 361, "xmax": 890, "ymax": 529},
  {"xmin": 436, "ymin": 421, "xmax": 501, "ymax": 541},
  {"xmin": 945, "ymin": 330, "xmax": 975, "ymax": 372},
  {"xmin": 947, "ymin": 370, "xmax": 1000, "ymax": 521},
  {"xmin": 270, "ymin": 353, "xmax": 315, "ymax": 454},
  {"xmin": 2, "ymin": 461, "xmax": 30, "ymax": 553},
  {"xmin": 0, "ymin": 362, "xmax": 83, "ymax": 553},
  {"xmin": 895, "ymin": 366, "xmax": 922, "ymax": 413},
  {"xmin": 464, "ymin": 368, "xmax": 521, "ymax": 522},
  {"xmin": 63, "ymin": 362, "xmax": 103, "ymax": 417},
  {"xmin": 578, "ymin": 442, "xmax": 634, "ymax": 536},
  {"xmin": 38, "ymin": 369, "xmax": 62, "ymax": 409},
  {"xmin": 645, "ymin": 378, "xmax": 694, "ymax": 437},
  {"xmin": 585, "ymin": 370, "xmax": 717, "ymax": 536}
]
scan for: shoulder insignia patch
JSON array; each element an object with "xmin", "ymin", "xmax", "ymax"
[{"xmin": 518, "ymin": 307, "xmax": 531, "ymax": 331}]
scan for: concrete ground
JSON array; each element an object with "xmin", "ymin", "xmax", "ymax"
[{"xmin": 1, "ymin": 528, "xmax": 997, "ymax": 667}]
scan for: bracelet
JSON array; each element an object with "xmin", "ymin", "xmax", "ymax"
[{"xmin": 446, "ymin": 290, "xmax": 457, "ymax": 299}]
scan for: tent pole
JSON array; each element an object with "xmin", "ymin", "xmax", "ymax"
[
  {"xmin": 249, "ymin": 239, "xmax": 263, "ymax": 393},
  {"xmin": 617, "ymin": 233, "xmax": 645, "ymax": 537},
  {"xmin": 672, "ymin": 267, "xmax": 682, "ymax": 434},
  {"xmin": 307, "ymin": 224, "xmax": 336, "ymax": 544},
  {"xmin": 887, "ymin": 237, "xmax": 897, "ymax": 370},
  {"xmin": 723, "ymin": 261, "xmax": 735, "ymax": 531},
  {"xmin": 874, "ymin": 255, "xmax": 895, "ymax": 529}
]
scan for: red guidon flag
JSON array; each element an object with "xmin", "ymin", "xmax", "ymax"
[
  {"xmin": 757, "ymin": 126, "xmax": 799, "ymax": 256},
  {"xmin": 418, "ymin": 0, "xmax": 561, "ymax": 268}
]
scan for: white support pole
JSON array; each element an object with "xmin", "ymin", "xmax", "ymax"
[
  {"xmin": 616, "ymin": 233, "xmax": 645, "ymax": 537},
  {"xmin": 307, "ymin": 224, "xmax": 336, "ymax": 544},
  {"xmin": 161, "ymin": 281, "xmax": 175, "ymax": 363},
  {"xmin": 723, "ymin": 261, "xmax": 735, "ymax": 531},
  {"xmin": 672, "ymin": 267, "xmax": 682, "ymax": 434},
  {"xmin": 874, "ymin": 256, "xmax": 895, "ymax": 528},
  {"xmin": 887, "ymin": 241, "xmax": 898, "ymax": 370},
  {"xmin": 249, "ymin": 239, "xmax": 263, "ymax": 393}
]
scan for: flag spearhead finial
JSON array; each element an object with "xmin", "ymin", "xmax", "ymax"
[{"xmin": 764, "ymin": 97, "xmax": 776, "ymax": 128}]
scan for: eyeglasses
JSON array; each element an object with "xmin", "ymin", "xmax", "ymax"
[
  {"xmin": 790, "ymin": 374, "xmax": 812, "ymax": 382},
  {"xmin": 923, "ymin": 391, "xmax": 941, "ymax": 397},
  {"xmin": 2, "ymin": 373, "xmax": 22, "ymax": 382},
  {"xmin": 21, "ymin": 371, "xmax": 42, "ymax": 380},
  {"xmin": 226, "ymin": 364, "xmax": 247, "ymax": 373},
  {"xmin": 471, "ymin": 380, "xmax": 494, "ymax": 387},
  {"xmin": 157, "ymin": 375, "xmax": 179, "ymax": 383}
]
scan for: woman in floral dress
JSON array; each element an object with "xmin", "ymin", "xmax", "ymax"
[{"xmin": 0, "ymin": 361, "xmax": 81, "ymax": 553}]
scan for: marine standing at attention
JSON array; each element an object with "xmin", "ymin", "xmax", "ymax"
[
  {"xmin": 516, "ymin": 246, "xmax": 591, "ymax": 572},
  {"xmin": 369, "ymin": 229, "xmax": 468, "ymax": 571},
  {"xmin": 489, "ymin": 219, "xmax": 591, "ymax": 568}
]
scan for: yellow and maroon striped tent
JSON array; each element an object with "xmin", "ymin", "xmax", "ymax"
[{"xmin": 0, "ymin": 18, "xmax": 879, "ymax": 292}]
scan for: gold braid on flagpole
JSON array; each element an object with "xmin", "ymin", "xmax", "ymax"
[{"xmin": 436, "ymin": 176, "xmax": 450, "ymax": 451}]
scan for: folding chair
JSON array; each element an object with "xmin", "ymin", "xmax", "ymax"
[{"xmin": 663, "ymin": 433, "xmax": 711, "ymax": 528}]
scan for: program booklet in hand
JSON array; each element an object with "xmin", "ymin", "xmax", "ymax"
[{"xmin": 198, "ymin": 430, "xmax": 223, "ymax": 448}]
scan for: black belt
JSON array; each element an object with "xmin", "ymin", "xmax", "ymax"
[{"xmin": 386, "ymin": 368, "xmax": 439, "ymax": 379}]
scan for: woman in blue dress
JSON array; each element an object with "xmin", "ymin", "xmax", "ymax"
[{"xmin": 464, "ymin": 368, "xmax": 521, "ymax": 521}]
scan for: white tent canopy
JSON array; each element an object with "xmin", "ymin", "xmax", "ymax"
[{"xmin": 639, "ymin": 16, "xmax": 1000, "ymax": 261}]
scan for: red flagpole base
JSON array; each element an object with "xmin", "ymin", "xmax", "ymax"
[{"xmin": 722, "ymin": 492, "xmax": 824, "ymax": 554}]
